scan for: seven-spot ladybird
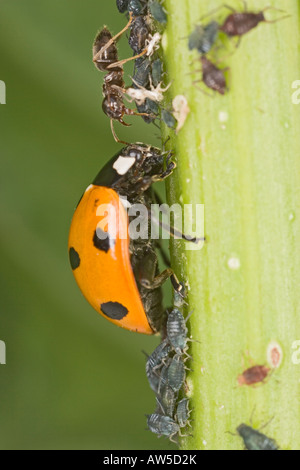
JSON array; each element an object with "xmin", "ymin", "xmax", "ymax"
[{"xmin": 68, "ymin": 143, "xmax": 176, "ymax": 335}]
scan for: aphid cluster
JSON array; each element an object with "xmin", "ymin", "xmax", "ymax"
[
  {"xmin": 92, "ymin": 0, "xmax": 177, "ymax": 141},
  {"xmin": 189, "ymin": 4, "xmax": 288, "ymax": 94},
  {"xmin": 145, "ymin": 306, "xmax": 194, "ymax": 443},
  {"xmin": 120, "ymin": 0, "xmax": 178, "ymax": 129}
]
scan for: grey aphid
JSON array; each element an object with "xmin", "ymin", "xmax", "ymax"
[
  {"xmin": 237, "ymin": 424, "xmax": 279, "ymax": 450},
  {"xmin": 167, "ymin": 308, "xmax": 188, "ymax": 353},
  {"xmin": 176, "ymin": 398, "xmax": 192, "ymax": 428},
  {"xmin": 188, "ymin": 21, "xmax": 219, "ymax": 54},
  {"xmin": 167, "ymin": 355, "xmax": 186, "ymax": 392},
  {"xmin": 156, "ymin": 384, "xmax": 178, "ymax": 418},
  {"xmin": 149, "ymin": 1, "xmax": 167, "ymax": 24},
  {"xmin": 147, "ymin": 413, "xmax": 179, "ymax": 441}
]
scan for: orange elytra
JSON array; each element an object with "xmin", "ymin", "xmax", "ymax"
[{"xmin": 68, "ymin": 144, "xmax": 176, "ymax": 334}]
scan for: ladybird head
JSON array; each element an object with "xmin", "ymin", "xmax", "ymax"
[{"xmin": 92, "ymin": 144, "xmax": 171, "ymax": 199}]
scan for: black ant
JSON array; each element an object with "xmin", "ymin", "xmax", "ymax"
[{"xmin": 92, "ymin": 15, "xmax": 154, "ymax": 141}]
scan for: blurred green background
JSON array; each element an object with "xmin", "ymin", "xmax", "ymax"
[{"xmin": 0, "ymin": 0, "xmax": 174, "ymax": 449}]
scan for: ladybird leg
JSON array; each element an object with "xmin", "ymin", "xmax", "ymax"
[
  {"xmin": 170, "ymin": 274, "xmax": 186, "ymax": 298},
  {"xmin": 140, "ymin": 267, "xmax": 174, "ymax": 290},
  {"xmin": 149, "ymin": 164, "xmax": 176, "ymax": 183},
  {"xmin": 136, "ymin": 250, "xmax": 173, "ymax": 290},
  {"xmin": 138, "ymin": 254, "xmax": 185, "ymax": 294}
]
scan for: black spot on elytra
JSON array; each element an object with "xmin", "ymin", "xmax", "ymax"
[
  {"xmin": 101, "ymin": 301, "xmax": 129, "ymax": 320},
  {"xmin": 93, "ymin": 228, "xmax": 115, "ymax": 253},
  {"xmin": 69, "ymin": 247, "xmax": 80, "ymax": 270}
]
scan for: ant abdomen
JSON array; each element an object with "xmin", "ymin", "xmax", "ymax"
[{"xmin": 93, "ymin": 28, "xmax": 121, "ymax": 72}]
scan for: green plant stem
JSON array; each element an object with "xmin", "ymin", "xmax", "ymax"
[{"xmin": 162, "ymin": 0, "xmax": 300, "ymax": 450}]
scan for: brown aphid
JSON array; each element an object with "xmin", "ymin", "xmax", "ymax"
[
  {"xmin": 238, "ymin": 365, "xmax": 271, "ymax": 386},
  {"xmin": 220, "ymin": 5, "xmax": 289, "ymax": 38},
  {"xmin": 199, "ymin": 56, "xmax": 228, "ymax": 95}
]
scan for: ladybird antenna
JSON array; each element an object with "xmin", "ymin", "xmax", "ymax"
[{"xmin": 150, "ymin": 213, "xmax": 205, "ymax": 244}]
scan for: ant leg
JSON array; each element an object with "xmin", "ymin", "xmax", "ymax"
[
  {"xmin": 124, "ymin": 107, "xmax": 155, "ymax": 119},
  {"xmin": 110, "ymin": 119, "xmax": 131, "ymax": 145},
  {"xmin": 107, "ymin": 48, "xmax": 147, "ymax": 69}
]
